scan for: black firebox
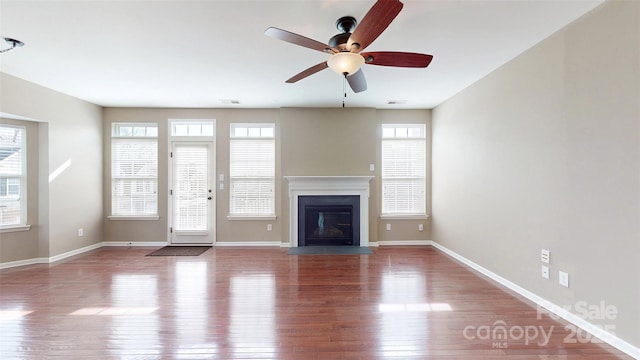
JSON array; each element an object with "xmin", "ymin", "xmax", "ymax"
[{"xmin": 298, "ymin": 195, "xmax": 360, "ymax": 246}]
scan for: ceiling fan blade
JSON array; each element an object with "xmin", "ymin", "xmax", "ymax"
[
  {"xmin": 286, "ymin": 62, "xmax": 329, "ymax": 83},
  {"xmin": 265, "ymin": 27, "xmax": 334, "ymax": 53},
  {"xmin": 346, "ymin": 69, "xmax": 367, "ymax": 93},
  {"xmin": 347, "ymin": 0, "xmax": 404, "ymax": 53},
  {"xmin": 361, "ymin": 51, "xmax": 433, "ymax": 67}
]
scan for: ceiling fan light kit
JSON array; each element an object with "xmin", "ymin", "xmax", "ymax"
[
  {"xmin": 327, "ymin": 52, "xmax": 364, "ymax": 75},
  {"xmin": 264, "ymin": 0, "xmax": 433, "ymax": 95}
]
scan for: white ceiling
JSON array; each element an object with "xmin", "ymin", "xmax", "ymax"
[{"xmin": 0, "ymin": 0, "xmax": 605, "ymax": 109}]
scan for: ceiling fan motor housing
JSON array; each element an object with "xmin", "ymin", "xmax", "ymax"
[
  {"xmin": 329, "ymin": 16, "xmax": 357, "ymax": 50},
  {"xmin": 329, "ymin": 33, "xmax": 351, "ymax": 49}
]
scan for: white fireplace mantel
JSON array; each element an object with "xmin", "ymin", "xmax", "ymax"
[{"xmin": 285, "ymin": 176, "xmax": 374, "ymax": 247}]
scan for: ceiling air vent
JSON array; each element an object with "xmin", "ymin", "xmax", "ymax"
[{"xmin": 387, "ymin": 100, "xmax": 407, "ymax": 105}]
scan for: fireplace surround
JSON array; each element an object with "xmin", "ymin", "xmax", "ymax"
[{"xmin": 285, "ymin": 176, "xmax": 373, "ymax": 247}]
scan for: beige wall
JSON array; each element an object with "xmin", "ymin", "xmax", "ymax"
[
  {"xmin": 280, "ymin": 108, "xmax": 379, "ymax": 245},
  {"xmin": 0, "ymin": 73, "xmax": 103, "ymax": 261},
  {"xmin": 102, "ymin": 108, "xmax": 283, "ymax": 244},
  {"xmin": 0, "ymin": 77, "xmax": 431, "ymax": 263},
  {"xmin": 432, "ymin": 0, "xmax": 639, "ymax": 348},
  {"xmin": 103, "ymin": 107, "xmax": 431, "ymax": 246}
]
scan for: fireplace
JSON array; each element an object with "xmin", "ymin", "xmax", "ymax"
[
  {"xmin": 285, "ymin": 176, "xmax": 373, "ymax": 247},
  {"xmin": 298, "ymin": 195, "xmax": 360, "ymax": 246}
]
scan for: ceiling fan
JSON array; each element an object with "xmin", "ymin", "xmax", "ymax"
[{"xmin": 264, "ymin": 0, "xmax": 433, "ymax": 93}]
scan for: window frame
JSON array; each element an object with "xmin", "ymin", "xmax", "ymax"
[
  {"xmin": 0, "ymin": 123, "xmax": 28, "ymax": 230},
  {"xmin": 109, "ymin": 123, "xmax": 159, "ymax": 220},
  {"xmin": 380, "ymin": 124, "xmax": 428, "ymax": 219},
  {"xmin": 228, "ymin": 123, "xmax": 276, "ymax": 220}
]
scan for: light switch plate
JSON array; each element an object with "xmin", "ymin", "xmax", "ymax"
[
  {"xmin": 559, "ymin": 271, "xmax": 569, "ymax": 287},
  {"xmin": 541, "ymin": 265, "xmax": 549, "ymax": 279},
  {"xmin": 541, "ymin": 249, "xmax": 550, "ymax": 264}
]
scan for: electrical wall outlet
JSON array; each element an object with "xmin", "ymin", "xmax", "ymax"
[
  {"xmin": 559, "ymin": 271, "xmax": 569, "ymax": 287},
  {"xmin": 386, "ymin": 224, "xmax": 391, "ymax": 231},
  {"xmin": 369, "ymin": 163, "xmax": 375, "ymax": 172},
  {"xmin": 77, "ymin": 228, "xmax": 84, "ymax": 237},
  {"xmin": 541, "ymin": 249, "xmax": 550, "ymax": 264},
  {"xmin": 267, "ymin": 224, "xmax": 272, "ymax": 232},
  {"xmin": 541, "ymin": 265, "xmax": 549, "ymax": 279},
  {"xmin": 418, "ymin": 224, "xmax": 424, "ymax": 232}
]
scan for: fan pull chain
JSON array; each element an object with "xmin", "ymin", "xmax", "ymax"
[{"xmin": 342, "ymin": 73, "xmax": 347, "ymax": 108}]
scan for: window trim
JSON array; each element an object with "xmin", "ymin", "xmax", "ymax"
[
  {"xmin": 107, "ymin": 215, "xmax": 160, "ymax": 221},
  {"xmin": 381, "ymin": 124, "xmax": 427, "ymax": 218},
  {"xmin": 0, "ymin": 224, "xmax": 31, "ymax": 233},
  {"xmin": 228, "ymin": 123, "xmax": 276, "ymax": 218},
  {"xmin": 227, "ymin": 215, "xmax": 277, "ymax": 221},
  {"xmin": 110, "ymin": 122, "xmax": 159, "ymax": 218},
  {"xmin": 0, "ymin": 123, "xmax": 27, "ymax": 228}
]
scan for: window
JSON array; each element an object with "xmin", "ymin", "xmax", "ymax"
[
  {"xmin": 111, "ymin": 123, "xmax": 158, "ymax": 217},
  {"xmin": 0, "ymin": 124, "xmax": 26, "ymax": 227},
  {"xmin": 229, "ymin": 123, "xmax": 275, "ymax": 217},
  {"xmin": 171, "ymin": 121, "xmax": 214, "ymax": 137},
  {"xmin": 381, "ymin": 124, "xmax": 426, "ymax": 216}
]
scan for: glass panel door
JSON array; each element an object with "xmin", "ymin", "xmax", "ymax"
[{"xmin": 170, "ymin": 142, "xmax": 214, "ymax": 244}]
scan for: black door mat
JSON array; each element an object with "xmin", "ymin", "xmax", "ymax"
[
  {"xmin": 146, "ymin": 246, "xmax": 211, "ymax": 256},
  {"xmin": 287, "ymin": 246, "xmax": 373, "ymax": 255}
]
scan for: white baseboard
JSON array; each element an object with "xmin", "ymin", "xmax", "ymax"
[
  {"xmin": 1, "ymin": 242, "xmax": 105, "ymax": 269},
  {"xmin": 101, "ymin": 241, "xmax": 167, "ymax": 247},
  {"xmin": 378, "ymin": 240, "xmax": 433, "ymax": 246},
  {"xmin": 48, "ymin": 242, "xmax": 104, "ymax": 263},
  {"xmin": 1, "ymin": 240, "xmax": 281, "ymax": 269},
  {"xmin": 0, "ymin": 241, "xmax": 433, "ymax": 266},
  {"xmin": 0, "ymin": 257, "xmax": 48, "ymax": 270},
  {"xmin": 215, "ymin": 241, "xmax": 281, "ymax": 247},
  {"xmin": 430, "ymin": 241, "xmax": 640, "ymax": 359}
]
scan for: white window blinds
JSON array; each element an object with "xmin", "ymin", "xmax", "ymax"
[
  {"xmin": 173, "ymin": 144, "xmax": 209, "ymax": 231},
  {"xmin": 0, "ymin": 124, "xmax": 25, "ymax": 226},
  {"xmin": 381, "ymin": 124, "xmax": 426, "ymax": 215},
  {"xmin": 229, "ymin": 124, "xmax": 275, "ymax": 217},
  {"xmin": 111, "ymin": 123, "xmax": 158, "ymax": 216}
]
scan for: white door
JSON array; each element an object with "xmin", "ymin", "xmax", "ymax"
[{"xmin": 169, "ymin": 142, "xmax": 215, "ymax": 244}]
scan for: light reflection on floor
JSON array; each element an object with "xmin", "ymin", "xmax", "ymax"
[
  {"xmin": 173, "ymin": 261, "xmax": 217, "ymax": 360},
  {"xmin": 109, "ymin": 274, "xmax": 161, "ymax": 359},
  {"xmin": 0, "ymin": 306, "xmax": 30, "ymax": 358},
  {"xmin": 230, "ymin": 273, "xmax": 277, "ymax": 358},
  {"xmin": 378, "ymin": 271, "xmax": 430, "ymax": 357}
]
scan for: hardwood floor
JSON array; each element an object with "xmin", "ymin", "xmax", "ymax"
[{"xmin": 0, "ymin": 246, "xmax": 632, "ymax": 359}]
